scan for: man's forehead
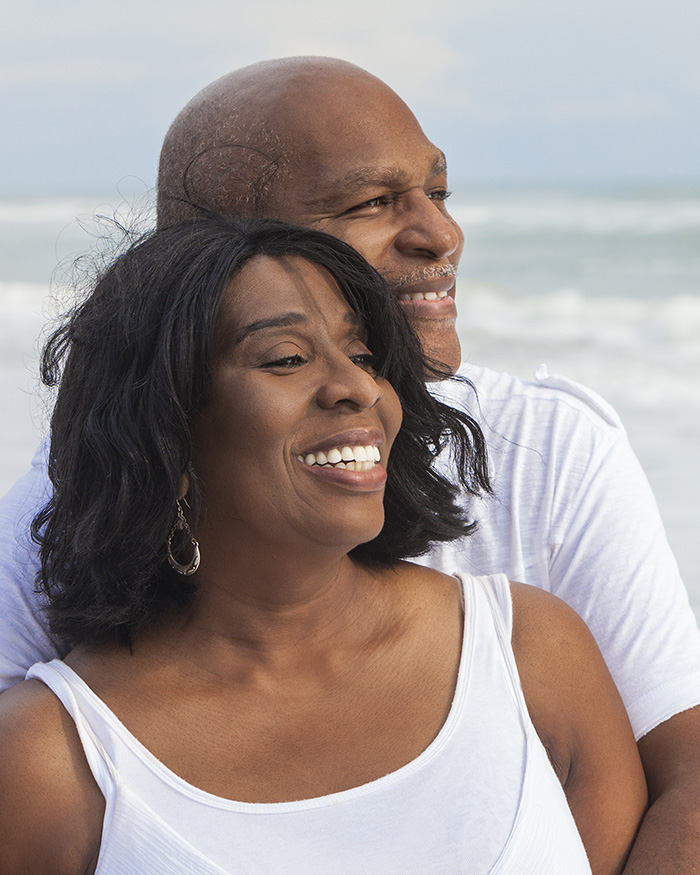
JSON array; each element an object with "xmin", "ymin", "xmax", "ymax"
[{"xmin": 300, "ymin": 151, "xmax": 448, "ymax": 211}]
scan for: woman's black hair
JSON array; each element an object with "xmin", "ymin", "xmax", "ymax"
[{"xmin": 33, "ymin": 217, "xmax": 490, "ymax": 647}]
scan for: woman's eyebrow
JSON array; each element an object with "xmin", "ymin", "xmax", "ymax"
[
  {"xmin": 232, "ymin": 312, "xmax": 306, "ymax": 345},
  {"xmin": 223, "ymin": 309, "xmax": 362, "ymax": 354}
]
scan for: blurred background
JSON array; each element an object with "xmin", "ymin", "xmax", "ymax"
[{"xmin": 2, "ymin": 0, "xmax": 699, "ymax": 610}]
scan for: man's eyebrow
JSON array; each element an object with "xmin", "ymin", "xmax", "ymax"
[{"xmin": 304, "ymin": 152, "xmax": 448, "ymax": 211}]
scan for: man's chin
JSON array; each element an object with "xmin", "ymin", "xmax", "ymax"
[{"xmin": 413, "ymin": 327, "xmax": 462, "ymax": 380}]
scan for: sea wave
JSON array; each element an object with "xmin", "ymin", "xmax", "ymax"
[
  {"xmin": 457, "ymin": 283, "xmax": 700, "ymax": 407},
  {"xmin": 451, "ymin": 193, "xmax": 700, "ymax": 235}
]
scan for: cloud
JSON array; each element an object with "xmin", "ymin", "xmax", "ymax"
[
  {"xmin": 0, "ymin": 58, "xmax": 153, "ymax": 89},
  {"xmin": 545, "ymin": 92, "xmax": 678, "ymax": 123},
  {"xmin": 4, "ymin": 0, "xmax": 476, "ymax": 106}
]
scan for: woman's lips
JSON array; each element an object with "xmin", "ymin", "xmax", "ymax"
[
  {"xmin": 296, "ymin": 432, "xmax": 387, "ymax": 490},
  {"xmin": 302, "ymin": 460, "xmax": 388, "ymax": 490}
]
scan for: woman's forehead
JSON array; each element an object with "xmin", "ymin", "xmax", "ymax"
[{"xmin": 215, "ymin": 254, "xmax": 362, "ymax": 349}]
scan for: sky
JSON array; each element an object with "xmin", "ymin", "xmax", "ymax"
[{"xmin": 2, "ymin": 0, "xmax": 700, "ymax": 194}]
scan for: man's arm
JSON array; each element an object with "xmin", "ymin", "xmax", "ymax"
[
  {"xmin": 545, "ymin": 414, "xmax": 700, "ymax": 871},
  {"xmin": 433, "ymin": 367, "xmax": 700, "ymax": 869},
  {"xmin": 512, "ymin": 582, "xmax": 648, "ymax": 874},
  {"xmin": 0, "ymin": 444, "xmax": 63, "ymax": 691},
  {"xmin": 622, "ymin": 707, "xmax": 700, "ymax": 874},
  {"xmin": 541, "ymin": 394, "xmax": 700, "ymax": 871}
]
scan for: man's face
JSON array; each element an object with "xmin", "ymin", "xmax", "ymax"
[{"xmin": 264, "ymin": 84, "xmax": 464, "ymax": 373}]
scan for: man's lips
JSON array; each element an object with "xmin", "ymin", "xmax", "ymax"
[
  {"xmin": 385, "ymin": 266, "xmax": 458, "ymax": 309},
  {"xmin": 388, "ymin": 265, "xmax": 457, "ymax": 293},
  {"xmin": 396, "ymin": 286, "xmax": 457, "ymax": 319}
]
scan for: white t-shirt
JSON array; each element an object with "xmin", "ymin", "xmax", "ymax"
[
  {"xmin": 424, "ymin": 364, "xmax": 700, "ymax": 740},
  {"xmin": 3, "ymin": 364, "xmax": 700, "ymax": 740},
  {"xmin": 26, "ymin": 573, "xmax": 592, "ymax": 875}
]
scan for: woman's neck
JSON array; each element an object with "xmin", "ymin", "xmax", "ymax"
[{"xmin": 147, "ymin": 551, "xmax": 390, "ymax": 677}]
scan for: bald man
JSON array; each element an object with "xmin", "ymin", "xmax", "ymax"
[{"xmin": 2, "ymin": 58, "xmax": 700, "ymax": 870}]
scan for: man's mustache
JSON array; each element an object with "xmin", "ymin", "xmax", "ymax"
[{"xmin": 383, "ymin": 264, "xmax": 458, "ymax": 291}]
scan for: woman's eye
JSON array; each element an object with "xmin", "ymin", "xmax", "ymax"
[
  {"xmin": 350, "ymin": 352, "xmax": 377, "ymax": 372},
  {"xmin": 261, "ymin": 354, "xmax": 308, "ymax": 369}
]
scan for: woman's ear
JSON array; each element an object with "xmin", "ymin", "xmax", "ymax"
[{"xmin": 178, "ymin": 473, "xmax": 190, "ymax": 501}]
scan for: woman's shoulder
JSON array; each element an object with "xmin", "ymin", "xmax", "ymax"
[
  {"xmin": 509, "ymin": 582, "xmax": 610, "ymax": 747},
  {"xmin": 0, "ymin": 676, "xmax": 104, "ymax": 874},
  {"xmin": 510, "ymin": 580, "xmax": 593, "ymax": 651},
  {"xmin": 388, "ymin": 561, "xmax": 464, "ymax": 612},
  {"xmin": 509, "ymin": 582, "xmax": 647, "ymax": 872}
]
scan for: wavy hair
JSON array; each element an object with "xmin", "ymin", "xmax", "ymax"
[{"xmin": 33, "ymin": 218, "xmax": 490, "ymax": 646}]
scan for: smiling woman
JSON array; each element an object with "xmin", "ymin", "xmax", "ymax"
[
  {"xmin": 31, "ymin": 218, "xmax": 487, "ymax": 645},
  {"xmin": 0, "ymin": 218, "xmax": 646, "ymax": 875}
]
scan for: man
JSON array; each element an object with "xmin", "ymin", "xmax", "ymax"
[{"xmin": 2, "ymin": 57, "xmax": 700, "ymax": 870}]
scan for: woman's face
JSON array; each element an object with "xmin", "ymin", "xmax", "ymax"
[{"xmin": 190, "ymin": 254, "xmax": 403, "ymax": 559}]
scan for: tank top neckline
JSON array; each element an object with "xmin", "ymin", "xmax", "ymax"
[{"xmin": 40, "ymin": 573, "xmax": 484, "ymax": 814}]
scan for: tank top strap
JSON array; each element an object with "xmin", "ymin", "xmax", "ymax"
[
  {"xmin": 27, "ymin": 659, "xmax": 117, "ymax": 797},
  {"xmin": 455, "ymin": 573, "xmax": 531, "ymax": 734},
  {"xmin": 454, "ymin": 573, "xmax": 592, "ymax": 874}
]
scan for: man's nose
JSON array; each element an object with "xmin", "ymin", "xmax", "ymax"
[
  {"xmin": 315, "ymin": 356, "xmax": 381, "ymax": 411},
  {"xmin": 394, "ymin": 193, "xmax": 463, "ymax": 260}
]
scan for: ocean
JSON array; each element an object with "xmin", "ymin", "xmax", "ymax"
[{"xmin": 1, "ymin": 185, "xmax": 698, "ymax": 614}]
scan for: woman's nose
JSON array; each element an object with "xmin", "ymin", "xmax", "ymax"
[{"xmin": 315, "ymin": 356, "xmax": 381, "ymax": 411}]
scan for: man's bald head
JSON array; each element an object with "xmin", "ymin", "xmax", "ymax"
[
  {"xmin": 157, "ymin": 57, "xmax": 400, "ymax": 226},
  {"xmin": 157, "ymin": 57, "xmax": 464, "ymax": 372}
]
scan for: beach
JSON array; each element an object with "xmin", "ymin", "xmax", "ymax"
[{"xmin": 1, "ymin": 185, "xmax": 698, "ymax": 613}]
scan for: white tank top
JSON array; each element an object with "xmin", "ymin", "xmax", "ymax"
[{"xmin": 27, "ymin": 573, "xmax": 591, "ymax": 874}]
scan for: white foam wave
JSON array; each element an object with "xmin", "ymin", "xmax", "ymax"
[
  {"xmin": 0, "ymin": 194, "xmax": 155, "ymax": 229},
  {"xmin": 457, "ymin": 283, "xmax": 700, "ymax": 407},
  {"xmin": 451, "ymin": 193, "xmax": 700, "ymax": 234},
  {"xmin": 0, "ymin": 198, "xmax": 107, "ymax": 225}
]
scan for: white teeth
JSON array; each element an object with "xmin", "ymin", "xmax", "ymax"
[
  {"xmin": 299, "ymin": 444, "xmax": 381, "ymax": 470},
  {"xmin": 399, "ymin": 290, "xmax": 449, "ymax": 302}
]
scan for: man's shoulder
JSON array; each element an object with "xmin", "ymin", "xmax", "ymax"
[{"xmin": 435, "ymin": 362, "xmax": 626, "ymax": 442}]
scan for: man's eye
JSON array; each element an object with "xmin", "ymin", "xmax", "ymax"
[
  {"xmin": 261, "ymin": 354, "xmax": 308, "ymax": 369},
  {"xmin": 429, "ymin": 189, "xmax": 452, "ymax": 202},
  {"xmin": 347, "ymin": 195, "xmax": 390, "ymax": 213}
]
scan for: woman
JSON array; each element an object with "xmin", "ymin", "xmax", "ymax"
[{"xmin": 0, "ymin": 218, "xmax": 646, "ymax": 874}]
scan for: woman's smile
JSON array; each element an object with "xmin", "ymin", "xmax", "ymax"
[
  {"xmin": 296, "ymin": 428, "xmax": 386, "ymax": 485},
  {"xmin": 191, "ymin": 254, "xmax": 402, "ymax": 557}
]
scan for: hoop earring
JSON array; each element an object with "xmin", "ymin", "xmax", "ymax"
[{"xmin": 167, "ymin": 501, "xmax": 200, "ymax": 576}]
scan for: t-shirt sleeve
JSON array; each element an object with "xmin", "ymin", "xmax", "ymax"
[
  {"xmin": 547, "ymin": 414, "xmax": 700, "ymax": 741},
  {"xmin": 431, "ymin": 366, "xmax": 700, "ymax": 742},
  {"xmin": 0, "ymin": 443, "xmax": 63, "ymax": 691}
]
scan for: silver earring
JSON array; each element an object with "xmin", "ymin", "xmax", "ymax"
[{"xmin": 167, "ymin": 501, "xmax": 200, "ymax": 576}]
